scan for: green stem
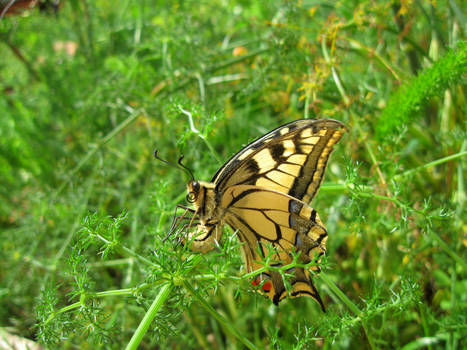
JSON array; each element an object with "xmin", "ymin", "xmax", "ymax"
[
  {"xmin": 95, "ymin": 285, "xmax": 151, "ymax": 297},
  {"xmin": 188, "ymin": 255, "xmax": 323, "ymax": 283},
  {"xmin": 125, "ymin": 283, "xmax": 174, "ymax": 350},
  {"xmin": 318, "ymin": 273, "xmax": 376, "ymax": 349},
  {"xmin": 361, "ymin": 320, "xmax": 377, "ymax": 350},
  {"xmin": 394, "ymin": 151, "xmax": 467, "ymax": 180},
  {"xmin": 321, "ymin": 183, "xmax": 449, "ymax": 220},
  {"xmin": 55, "ymin": 107, "xmax": 142, "ymax": 196},
  {"xmin": 320, "ymin": 183, "xmax": 412, "ymax": 211},
  {"xmin": 344, "ymin": 37, "xmax": 401, "ymax": 82},
  {"xmin": 318, "ymin": 272, "xmax": 376, "ymax": 349},
  {"xmin": 450, "ymin": 262, "xmax": 457, "ymax": 350},
  {"xmin": 320, "ymin": 183, "xmax": 374, "ymax": 193},
  {"xmin": 319, "ymin": 183, "xmax": 348, "ymax": 192},
  {"xmin": 427, "ymin": 228, "xmax": 467, "ymax": 270},
  {"xmin": 82, "ymin": 0, "xmax": 95, "ymax": 59},
  {"xmin": 166, "ymin": 47, "xmax": 270, "ymax": 95},
  {"xmin": 206, "ymin": 47, "xmax": 270, "ymax": 73},
  {"xmin": 456, "ymin": 141, "xmax": 466, "ymax": 217},
  {"xmin": 46, "ymin": 284, "xmax": 154, "ymax": 324},
  {"xmin": 304, "ymin": 68, "xmax": 312, "ymax": 119},
  {"xmin": 179, "ymin": 106, "xmax": 222, "ymax": 164},
  {"xmin": 88, "ymin": 258, "xmax": 133, "ymax": 268},
  {"xmin": 318, "ymin": 272, "xmax": 361, "ymax": 316},
  {"xmin": 93, "ymin": 233, "xmax": 158, "ymax": 268},
  {"xmin": 418, "ymin": 304, "xmax": 433, "ymax": 350},
  {"xmin": 1, "ymin": 38, "xmax": 41, "ymax": 81},
  {"xmin": 321, "ymin": 35, "xmax": 350, "ymax": 106},
  {"xmin": 354, "ymin": 120, "xmax": 389, "ymax": 190},
  {"xmin": 183, "ymin": 281, "xmax": 259, "ymax": 350}
]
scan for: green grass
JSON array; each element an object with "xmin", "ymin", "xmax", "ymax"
[{"xmin": 1, "ymin": 1, "xmax": 466, "ymax": 349}]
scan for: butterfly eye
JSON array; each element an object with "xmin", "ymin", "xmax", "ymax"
[
  {"xmin": 185, "ymin": 181, "xmax": 200, "ymax": 203},
  {"xmin": 192, "ymin": 181, "xmax": 200, "ymax": 192},
  {"xmin": 186, "ymin": 193, "xmax": 196, "ymax": 203}
]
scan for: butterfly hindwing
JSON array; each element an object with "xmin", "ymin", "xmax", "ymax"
[{"xmin": 222, "ymin": 185, "xmax": 327, "ymax": 309}]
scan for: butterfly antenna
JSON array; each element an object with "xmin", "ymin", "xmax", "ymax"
[
  {"xmin": 154, "ymin": 150, "xmax": 176, "ymax": 168},
  {"xmin": 177, "ymin": 155, "xmax": 194, "ymax": 181},
  {"xmin": 154, "ymin": 150, "xmax": 194, "ymax": 180}
]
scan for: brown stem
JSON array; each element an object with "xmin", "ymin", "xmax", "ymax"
[{"xmin": 2, "ymin": 38, "xmax": 40, "ymax": 81}]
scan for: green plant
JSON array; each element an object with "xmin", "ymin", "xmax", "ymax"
[{"xmin": 1, "ymin": 1, "xmax": 465, "ymax": 349}]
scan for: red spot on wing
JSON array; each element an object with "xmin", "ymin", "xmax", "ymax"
[
  {"xmin": 261, "ymin": 280, "xmax": 272, "ymax": 292},
  {"xmin": 251, "ymin": 276, "xmax": 272, "ymax": 292},
  {"xmin": 251, "ymin": 276, "xmax": 261, "ymax": 287}
]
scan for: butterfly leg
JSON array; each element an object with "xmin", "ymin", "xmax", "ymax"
[
  {"xmin": 173, "ymin": 221, "xmax": 199, "ymax": 248},
  {"xmin": 163, "ymin": 204, "xmax": 197, "ymax": 242},
  {"xmin": 168, "ymin": 205, "xmax": 196, "ymax": 233}
]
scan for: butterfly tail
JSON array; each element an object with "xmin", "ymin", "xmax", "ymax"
[{"xmin": 268, "ymin": 268, "xmax": 325, "ymax": 312}]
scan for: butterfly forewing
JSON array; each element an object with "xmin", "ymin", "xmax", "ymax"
[{"xmin": 212, "ymin": 119, "xmax": 346, "ymax": 203}]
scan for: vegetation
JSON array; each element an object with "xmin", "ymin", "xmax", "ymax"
[{"xmin": 0, "ymin": 1, "xmax": 465, "ymax": 349}]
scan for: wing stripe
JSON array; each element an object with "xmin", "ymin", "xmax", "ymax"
[
  {"xmin": 228, "ymin": 213, "xmax": 267, "ymax": 258},
  {"xmin": 289, "ymin": 128, "xmax": 342, "ymax": 201},
  {"xmin": 290, "ymin": 278, "xmax": 325, "ymax": 312},
  {"xmin": 289, "ymin": 130, "xmax": 331, "ymax": 198},
  {"xmin": 226, "ymin": 187, "xmax": 262, "ymax": 207},
  {"xmin": 264, "ymin": 173, "xmax": 291, "ymax": 188},
  {"xmin": 270, "ymin": 143, "xmax": 286, "ymax": 162},
  {"xmin": 229, "ymin": 215, "xmax": 292, "ymax": 271},
  {"xmin": 310, "ymin": 209, "xmax": 317, "ymax": 222},
  {"xmin": 274, "ymin": 167, "xmax": 300, "ymax": 179}
]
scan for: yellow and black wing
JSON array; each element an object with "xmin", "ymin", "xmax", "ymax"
[
  {"xmin": 221, "ymin": 185, "xmax": 328, "ymax": 309},
  {"xmin": 212, "ymin": 119, "xmax": 346, "ymax": 204},
  {"xmin": 182, "ymin": 119, "xmax": 346, "ymax": 308},
  {"xmin": 214, "ymin": 119, "xmax": 346, "ymax": 308}
]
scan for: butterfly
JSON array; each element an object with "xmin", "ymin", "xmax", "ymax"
[{"xmin": 157, "ymin": 119, "xmax": 346, "ymax": 311}]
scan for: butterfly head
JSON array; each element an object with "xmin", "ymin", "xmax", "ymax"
[{"xmin": 186, "ymin": 180, "xmax": 217, "ymax": 217}]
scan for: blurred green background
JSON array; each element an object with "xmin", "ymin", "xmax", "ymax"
[{"xmin": 0, "ymin": 0, "xmax": 465, "ymax": 349}]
